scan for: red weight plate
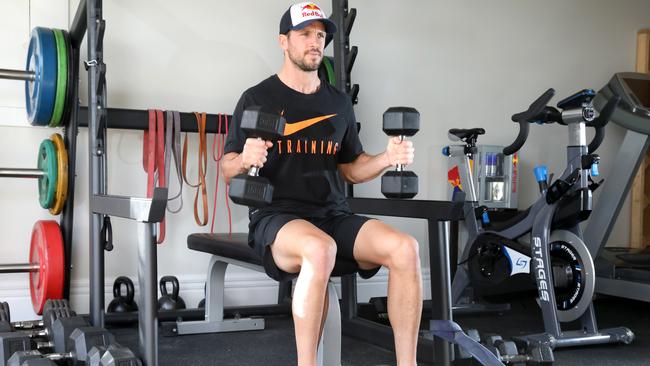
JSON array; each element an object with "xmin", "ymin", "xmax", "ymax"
[{"xmin": 29, "ymin": 220, "xmax": 65, "ymax": 314}]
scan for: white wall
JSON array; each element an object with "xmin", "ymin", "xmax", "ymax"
[{"xmin": 1, "ymin": 0, "xmax": 649, "ymax": 320}]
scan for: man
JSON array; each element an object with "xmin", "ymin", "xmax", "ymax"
[{"xmin": 222, "ymin": 2, "xmax": 420, "ymax": 365}]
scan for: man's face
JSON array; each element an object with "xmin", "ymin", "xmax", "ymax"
[{"xmin": 283, "ymin": 21, "xmax": 326, "ymax": 72}]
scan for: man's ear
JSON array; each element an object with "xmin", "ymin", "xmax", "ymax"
[{"xmin": 279, "ymin": 34, "xmax": 288, "ymax": 51}]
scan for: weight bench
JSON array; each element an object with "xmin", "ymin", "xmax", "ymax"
[{"xmin": 172, "ymin": 233, "xmax": 346, "ymax": 366}]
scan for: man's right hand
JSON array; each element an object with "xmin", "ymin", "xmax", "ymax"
[{"xmin": 240, "ymin": 138, "xmax": 273, "ymax": 171}]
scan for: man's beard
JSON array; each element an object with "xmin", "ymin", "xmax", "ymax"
[{"xmin": 288, "ymin": 48, "xmax": 322, "ymax": 72}]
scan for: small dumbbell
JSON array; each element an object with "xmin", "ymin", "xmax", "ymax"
[
  {"xmin": 381, "ymin": 107, "xmax": 419, "ymax": 198},
  {"xmin": 0, "ymin": 300, "xmax": 74, "ymax": 333},
  {"xmin": 228, "ymin": 106, "xmax": 286, "ymax": 207},
  {"xmin": 8, "ymin": 337, "xmax": 138, "ymax": 366}
]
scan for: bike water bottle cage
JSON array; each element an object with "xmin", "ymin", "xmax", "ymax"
[
  {"xmin": 546, "ymin": 168, "xmax": 581, "ymax": 204},
  {"xmin": 581, "ymin": 154, "xmax": 600, "ymax": 170},
  {"xmin": 474, "ymin": 206, "xmax": 490, "ymax": 224}
]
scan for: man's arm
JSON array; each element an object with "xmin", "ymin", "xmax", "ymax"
[
  {"xmin": 221, "ymin": 139, "xmax": 273, "ymax": 184},
  {"xmin": 338, "ymin": 137, "xmax": 414, "ymax": 184}
]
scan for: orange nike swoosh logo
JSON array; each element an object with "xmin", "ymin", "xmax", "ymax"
[{"xmin": 283, "ymin": 114, "xmax": 337, "ymax": 136}]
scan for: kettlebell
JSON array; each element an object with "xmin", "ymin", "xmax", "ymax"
[
  {"xmin": 158, "ymin": 276, "xmax": 186, "ymax": 311},
  {"xmin": 107, "ymin": 276, "xmax": 138, "ymax": 313}
]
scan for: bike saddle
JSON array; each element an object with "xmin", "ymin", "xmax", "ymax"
[{"xmin": 448, "ymin": 128, "xmax": 486, "ymax": 141}]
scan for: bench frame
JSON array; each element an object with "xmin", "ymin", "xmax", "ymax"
[{"xmin": 174, "ymin": 253, "xmax": 342, "ymax": 366}]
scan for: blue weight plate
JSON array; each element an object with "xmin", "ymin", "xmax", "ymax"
[{"xmin": 25, "ymin": 27, "xmax": 58, "ymax": 126}]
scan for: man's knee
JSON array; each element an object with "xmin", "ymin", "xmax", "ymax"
[
  {"xmin": 300, "ymin": 234, "xmax": 337, "ymax": 278},
  {"xmin": 387, "ymin": 233, "xmax": 420, "ymax": 271}
]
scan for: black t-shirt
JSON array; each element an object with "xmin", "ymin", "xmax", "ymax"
[{"xmin": 224, "ymin": 75, "xmax": 363, "ymax": 221}]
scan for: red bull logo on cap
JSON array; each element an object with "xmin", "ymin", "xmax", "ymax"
[
  {"xmin": 290, "ymin": 2, "xmax": 328, "ymax": 28},
  {"xmin": 301, "ymin": 3, "xmax": 323, "ymax": 18},
  {"xmin": 302, "ymin": 3, "xmax": 321, "ymax": 11}
]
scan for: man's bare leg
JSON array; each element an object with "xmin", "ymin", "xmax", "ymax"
[
  {"xmin": 353, "ymin": 220, "xmax": 422, "ymax": 366},
  {"xmin": 270, "ymin": 219, "xmax": 336, "ymax": 366}
]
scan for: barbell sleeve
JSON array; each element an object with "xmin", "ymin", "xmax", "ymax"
[
  {"xmin": 0, "ymin": 168, "xmax": 45, "ymax": 178},
  {"xmin": 0, "ymin": 263, "xmax": 40, "ymax": 273},
  {"xmin": 0, "ymin": 68, "xmax": 36, "ymax": 82}
]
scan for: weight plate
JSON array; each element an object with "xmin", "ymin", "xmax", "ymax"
[
  {"xmin": 25, "ymin": 27, "xmax": 58, "ymax": 126},
  {"xmin": 37, "ymin": 139, "xmax": 58, "ymax": 209},
  {"xmin": 59, "ymin": 29, "xmax": 74, "ymax": 128},
  {"xmin": 49, "ymin": 134, "xmax": 68, "ymax": 215},
  {"xmin": 29, "ymin": 220, "xmax": 65, "ymax": 315},
  {"xmin": 49, "ymin": 29, "xmax": 67, "ymax": 127},
  {"xmin": 322, "ymin": 56, "xmax": 335, "ymax": 86}
]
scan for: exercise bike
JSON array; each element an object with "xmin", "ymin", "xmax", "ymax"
[{"xmin": 442, "ymin": 88, "xmax": 633, "ymax": 349}]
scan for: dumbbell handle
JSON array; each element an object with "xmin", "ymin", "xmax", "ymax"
[
  {"xmin": 36, "ymin": 340, "xmax": 54, "ymax": 349},
  {"xmin": 0, "ymin": 168, "xmax": 45, "ymax": 178},
  {"xmin": 246, "ymin": 137, "xmax": 264, "ymax": 177},
  {"xmin": 44, "ymin": 352, "xmax": 75, "ymax": 361},
  {"xmin": 394, "ymin": 135, "xmax": 406, "ymax": 172},
  {"xmin": 0, "ymin": 68, "xmax": 36, "ymax": 82},
  {"xmin": 11, "ymin": 319, "xmax": 45, "ymax": 330}
]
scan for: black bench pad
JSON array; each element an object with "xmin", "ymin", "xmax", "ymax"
[
  {"xmin": 188, "ymin": 233, "xmax": 262, "ymax": 266},
  {"xmin": 188, "ymin": 232, "xmax": 361, "ymax": 276}
]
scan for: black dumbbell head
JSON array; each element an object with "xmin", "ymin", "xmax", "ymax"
[
  {"xmin": 51, "ymin": 316, "xmax": 90, "ymax": 353},
  {"xmin": 383, "ymin": 107, "xmax": 420, "ymax": 137},
  {"xmin": 241, "ymin": 106, "xmax": 286, "ymax": 141},
  {"xmin": 99, "ymin": 344, "xmax": 141, "ymax": 366},
  {"xmin": 381, "ymin": 171, "xmax": 418, "ymax": 199},
  {"xmin": 228, "ymin": 175, "xmax": 274, "ymax": 207},
  {"xmin": 70, "ymin": 327, "xmax": 116, "ymax": 361},
  {"xmin": 0, "ymin": 332, "xmax": 31, "ymax": 363},
  {"xmin": 7, "ymin": 350, "xmax": 49, "ymax": 366}
]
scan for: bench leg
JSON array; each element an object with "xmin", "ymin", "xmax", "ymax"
[
  {"xmin": 173, "ymin": 256, "xmax": 265, "ymax": 335},
  {"xmin": 318, "ymin": 281, "xmax": 342, "ymax": 366}
]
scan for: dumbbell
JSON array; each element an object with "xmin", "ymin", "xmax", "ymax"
[
  {"xmin": 157, "ymin": 276, "xmax": 186, "ymax": 311},
  {"xmin": 228, "ymin": 106, "xmax": 286, "ymax": 207},
  {"xmin": 0, "ymin": 314, "xmax": 89, "ymax": 362},
  {"xmin": 0, "ymin": 300, "xmax": 74, "ymax": 333},
  {"xmin": 107, "ymin": 277, "xmax": 138, "ymax": 313},
  {"xmin": 381, "ymin": 107, "xmax": 419, "ymax": 198},
  {"xmin": 6, "ymin": 327, "xmax": 134, "ymax": 366}
]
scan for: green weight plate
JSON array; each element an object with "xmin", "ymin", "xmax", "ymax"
[
  {"xmin": 49, "ymin": 29, "xmax": 67, "ymax": 127},
  {"xmin": 59, "ymin": 29, "xmax": 74, "ymax": 128},
  {"xmin": 37, "ymin": 139, "xmax": 58, "ymax": 209},
  {"xmin": 322, "ymin": 57, "xmax": 335, "ymax": 86}
]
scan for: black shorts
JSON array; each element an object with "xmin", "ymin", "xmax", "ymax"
[{"xmin": 248, "ymin": 213, "xmax": 382, "ymax": 282}]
